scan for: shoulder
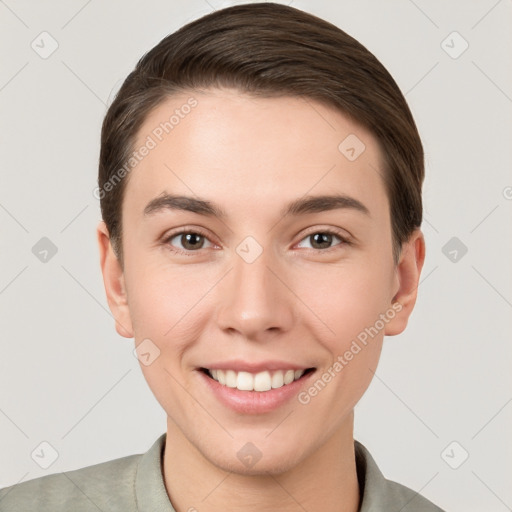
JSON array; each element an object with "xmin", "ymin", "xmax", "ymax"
[
  {"xmin": 355, "ymin": 440, "xmax": 447, "ymax": 512},
  {"xmin": 0, "ymin": 451, "xmax": 141, "ymax": 512},
  {"xmin": 376, "ymin": 477, "xmax": 446, "ymax": 512}
]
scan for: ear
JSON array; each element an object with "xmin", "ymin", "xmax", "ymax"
[
  {"xmin": 96, "ymin": 220, "xmax": 134, "ymax": 338},
  {"xmin": 384, "ymin": 229, "xmax": 426, "ymax": 336}
]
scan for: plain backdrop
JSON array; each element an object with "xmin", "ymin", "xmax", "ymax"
[{"xmin": 1, "ymin": 1, "xmax": 511, "ymax": 511}]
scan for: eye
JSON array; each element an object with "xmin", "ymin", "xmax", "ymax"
[
  {"xmin": 163, "ymin": 227, "xmax": 351, "ymax": 256},
  {"xmin": 164, "ymin": 229, "xmax": 215, "ymax": 255},
  {"xmin": 296, "ymin": 229, "xmax": 350, "ymax": 252}
]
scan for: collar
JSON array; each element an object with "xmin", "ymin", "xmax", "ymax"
[{"xmin": 134, "ymin": 433, "xmax": 429, "ymax": 512}]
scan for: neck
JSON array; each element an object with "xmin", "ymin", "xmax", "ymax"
[{"xmin": 162, "ymin": 413, "xmax": 360, "ymax": 512}]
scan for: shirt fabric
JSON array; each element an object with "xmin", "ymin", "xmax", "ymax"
[{"xmin": 0, "ymin": 433, "xmax": 446, "ymax": 511}]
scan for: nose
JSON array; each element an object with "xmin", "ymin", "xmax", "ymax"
[{"xmin": 215, "ymin": 245, "xmax": 295, "ymax": 342}]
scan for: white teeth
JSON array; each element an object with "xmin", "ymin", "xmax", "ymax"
[
  {"xmin": 225, "ymin": 370, "xmax": 237, "ymax": 388},
  {"xmin": 294, "ymin": 369, "xmax": 305, "ymax": 380},
  {"xmin": 236, "ymin": 371, "xmax": 254, "ymax": 391},
  {"xmin": 254, "ymin": 371, "xmax": 272, "ymax": 391},
  {"xmin": 207, "ymin": 368, "xmax": 308, "ymax": 392},
  {"xmin": 284, "ymin": 370, "xmax": 295, "ymax": 385},
  {"xmin": 271, "ymin": 371, "xmax": 284, "ymax": 389}
]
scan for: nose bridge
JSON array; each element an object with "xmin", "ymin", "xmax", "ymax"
[
  {"xmin": 235, "ymin": 246, "xmax": 274, "ymax": 301},
  {"xmin": 215, "ymin": 240, "xmax": 293, "ymax": 338}
]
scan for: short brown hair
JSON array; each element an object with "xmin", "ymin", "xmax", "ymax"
[{"xmin": 98, "ymin": 2, "xmax": 424, "ymax": 268}]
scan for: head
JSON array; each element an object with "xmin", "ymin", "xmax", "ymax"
[{"xmin": 97, "ymin": 3, "xmax": 425, "ymax": 475}]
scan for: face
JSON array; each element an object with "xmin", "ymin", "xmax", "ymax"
[{"xmin": 98, "ymin": 87, "xmax": 424, "ymax": 475}]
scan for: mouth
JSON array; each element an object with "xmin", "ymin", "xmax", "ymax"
[{"xmin": 199, "ymin": 367, "xmax": 316, "ymax": 392}]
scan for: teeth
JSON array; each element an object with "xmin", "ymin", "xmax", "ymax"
[
  {"xmin": 284, "ymin": 370, "xmax": 295, "ymax": 385},
  {"xmin": 207, "ymin": 368, "xmax": 307, "ymax": 392},
  {"xmin": 254, "ymin": 371, "xmax": 272, "ymax": 391},
  {"xmin": 271, "ymin": 371, "xmax": 284, "ymax": 389},
  {"xmin": 237, "ymin": 371, "xmax": 254, "ymax": 391},
  {"xmin": 225, "ymin": 370, "xmax": 237, "ymax": 388}
]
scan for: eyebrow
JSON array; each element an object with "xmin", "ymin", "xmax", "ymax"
[{"xmin": 143, "ymin": 192, "xmax": 370, "ymax": 219}]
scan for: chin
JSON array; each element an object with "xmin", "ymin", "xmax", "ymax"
[{"xmin": 201, "ymin": 439, "xmax": 305, "ymax": 477}]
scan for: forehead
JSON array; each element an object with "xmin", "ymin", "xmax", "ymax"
[{"xmin": 123, "ymin": 88, "xmax": 389, "ymax": 223}]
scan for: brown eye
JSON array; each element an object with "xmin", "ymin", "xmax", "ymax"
[
  {"xmin": 164, "ymin": 230, "xmax": 214, "ymax": 255},
  {"xmin": 297, "ymin": 230, "xmax": 349, "ymax": 251},
  {"xmin": 178, "ymin": 233, "xmax": 205, "ymax": 250},
  {"xmin": 310, "ymin": 232, "xmax": 335, "ymax": 250}
]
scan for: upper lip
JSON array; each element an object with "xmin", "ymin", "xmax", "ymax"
[{"xmin": 198, "ymin": 360, "xmax": 315, "ymax": 373}]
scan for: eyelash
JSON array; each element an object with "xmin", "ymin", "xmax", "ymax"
[{"xmin": 162, "ymin": 227, "xmax": 352, "ymax": 256}]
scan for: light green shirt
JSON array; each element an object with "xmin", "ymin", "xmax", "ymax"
[{"xmin": 0, "ymin": 434, "xmax": 446, "ymax": 511}]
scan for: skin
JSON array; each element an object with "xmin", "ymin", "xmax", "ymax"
[{"xmin": 97, "ymin": 88, "xmax": 425, "ymax": 512}]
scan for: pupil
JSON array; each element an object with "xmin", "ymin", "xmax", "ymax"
[
  {"xmin": 183, "ymin": 233, "xmax": 202, "ymax": 250},
  {"xmin": 312, "ymin": 233, "xmax": 331, "ymax": 249}
]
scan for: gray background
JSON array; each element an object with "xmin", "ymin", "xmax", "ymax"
[{"xmin": 1, "ymin": 1, "xmax": 511, "ymax": 511}]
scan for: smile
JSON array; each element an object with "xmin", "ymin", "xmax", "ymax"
[{"xmin": 201, "ymin": 368, "xmax": 315, "ymax": 392}]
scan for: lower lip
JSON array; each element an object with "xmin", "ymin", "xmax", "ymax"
[{"xmin": 197, "ymin": 369, "xmax": 316, "ymax": 414}]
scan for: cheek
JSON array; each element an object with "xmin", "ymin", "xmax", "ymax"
[
  {"xmin": 297, "ymin": 260, "xmax": 393, "ymax": 345},
  {"xmin": 124, "ymin": 258, "xmax": 224, "ymax": 407},
  {"xmin": 125, "ymin": 263, "xmax": 213, "ymax": 421},
  {"xmin": 125, "ymin": 257, "xmax": 209, "ymax": 338},
  {"xmin": 292, "ymin": 260, "xmax": 391, "ymax": 402}
]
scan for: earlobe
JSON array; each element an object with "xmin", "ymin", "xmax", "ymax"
[
  {"xmin": 384, "ymin": 229, "xmax": 426, "ymax": 336},
  {"xmin": 96, "ymin": 221, "xmax": 134, "ymax": 339}
]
